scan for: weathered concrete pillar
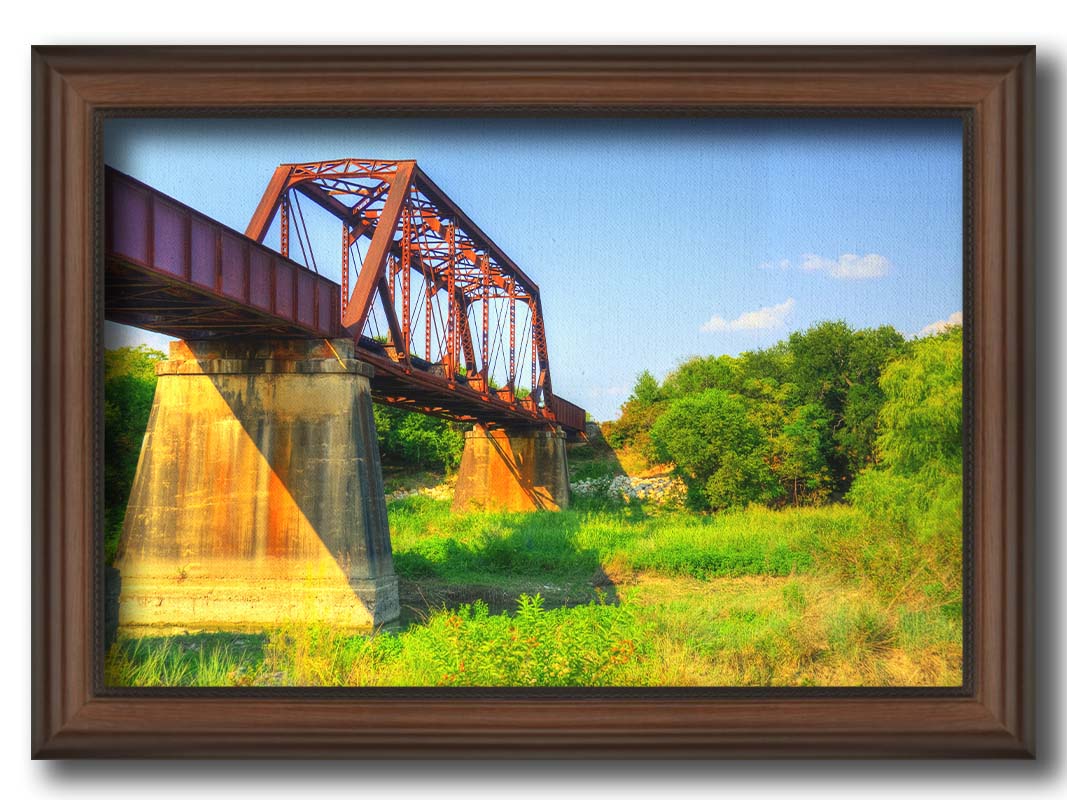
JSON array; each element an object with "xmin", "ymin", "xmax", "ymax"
[
  {"xmin": 115, "ymin": 338, "xmax": 398, "ymax": 635},
  {"xmin": 451, "ymin": 425, "xmax": 570, "ymax": 513}
]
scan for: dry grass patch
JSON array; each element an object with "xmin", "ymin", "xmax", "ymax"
[{"xmin": 617, "ymin": 574, "xmax": 961, "ymax": 687}]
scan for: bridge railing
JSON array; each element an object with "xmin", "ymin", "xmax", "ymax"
[{"xmin": 548, "ymin": 395, "xmax": 586, "ymax": 434}]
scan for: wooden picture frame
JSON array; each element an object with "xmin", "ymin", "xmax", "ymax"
[{"xmin": 31, "ymin": 45, "xmax": 1034, "ymax": 759}]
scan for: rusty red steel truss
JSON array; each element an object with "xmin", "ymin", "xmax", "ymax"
[{"xmin": 104, "ymin": 162, "xmax": 586, "ymax": 434}]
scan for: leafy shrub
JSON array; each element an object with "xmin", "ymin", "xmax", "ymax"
[
  {"xmin": 397, "ymin": 594, "xmax": 648, "ymax": 686},
  {"xmin": 649, "ymin": 389, "xmax": 778, "ymax": 509},
  {"xmin": 568, "ymin": 457, "xmax": 622, "ymax": 482}
]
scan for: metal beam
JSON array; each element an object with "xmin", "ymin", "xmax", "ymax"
[
  {"xmin": 376, "ymin": 275, "xmax": 408, "ymax": 361},
  {"xmin": 244, "ymin": 165, "xmax": 294, "ymax": 243},
  {"xmin": 341, "ymin": 161, "xmax": 415, "ymax": 334}
]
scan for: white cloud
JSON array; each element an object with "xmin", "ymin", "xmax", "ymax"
[
  {"xmin": 701, "ymin": 298, "xmax": 796, "ymax": 333},
  {"xmin": 918, "ymin": 310, "xmax": 963, "ymax": 337},
  {"xmin": 758, "ymin": 258, "xmax": 792, "ymax": 271},
  {"xmin": 801, "ymin": 252, "xmax": 891, "ymax": 279}
]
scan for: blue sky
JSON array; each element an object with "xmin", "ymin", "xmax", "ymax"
[{"xmin": 104, "ymin": 117, "xmax": 962, "ymax": 421}]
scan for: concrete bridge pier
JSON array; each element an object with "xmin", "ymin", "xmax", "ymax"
[
  {"xmin": 451, "ymin": 425, "xmax": 571, "ymax": 513},
  {"xmin": 114, "ymin": 337, "xmax": 399, "ymax": 636}
]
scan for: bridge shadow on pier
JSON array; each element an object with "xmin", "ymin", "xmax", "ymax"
[{"xmin": 174, "ymin": 339, "xmax": 395, "ymax": 584}]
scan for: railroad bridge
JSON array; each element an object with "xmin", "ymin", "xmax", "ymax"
[{"xmin": 106, "ymin": 160, "xmax": 585, "ymax": 632}]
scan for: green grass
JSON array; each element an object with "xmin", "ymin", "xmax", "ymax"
[
  {"xmin": 108, "ymin": 494, "xmax": 963, "ymax": 688},
  {"xmin": 389, "ymin": 495, "xmax": 853, "ymax": 585},
  {"xmin": 105, "ymin": 632, "xmax": 269, "ymax": 687},
  {"xmin": 107, "ymin": 594, "xmax": 648, "ymax": 687}
]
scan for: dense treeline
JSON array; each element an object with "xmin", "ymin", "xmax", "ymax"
[
  {"xmin": 103, "ymin": 320, "xmax": 962, "ymax": 575},
  {"xmin": 373, "ymin": 404, "xmax": 466, "ymax": 472},
  {"xmin": 602, "ymin": 320, "xmax": 962, "ymax": 516}
]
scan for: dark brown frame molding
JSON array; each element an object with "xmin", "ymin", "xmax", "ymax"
[{"xmin": 31, "ymin": 45, "xmax": 1034, "ymax": 758}]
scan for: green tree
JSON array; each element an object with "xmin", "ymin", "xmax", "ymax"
[
  {"xmin": 374, "ymin": 404, "xmax": 466, "ymax": 472},
  {"xmin": 837, "ymin": 326, "xmax": 907, "ymax": 475},
  {"xmin": 848, "ymin": 327, "xmax": 963, "ymax": 544},
  {"xmin": 874, "ymin": 329, "xmax": 962, "ymax": 474},
  {"xmin": 786, "ymin": 321, "xmax": 905, "ymax": 490},
  {"xmin": 103, "ymin": 345, "xmax": 166, "ymax": 562},
  {"xmin": 736, "ymin": 341, "xmax": 792, "ymax": 389},
  {"xmin": 649, "ymin": 389, "xmax": 778, "ymax": 509},
  {"xmin": 631, "ymin": 370, "xmax": 662, "ymax": 406},
  {"xmin": 606, "ymin": 322, "xmax": 912, "ymax": 509},
  {"xmin": 772, "ymin": 403, "xmax": 833, "ymax": 506},
  {"xmin": 603, "ymin": 370, "xmax": 667, "ymax": 459},
  {"xmin": 787, "ymin": 320, "xmax": 855, "ymax": 412},
  {"xmin": 660, "ymin": 354, "xmax": 739, "ymax": 399},
  {"xmin": 737, "ymin": 376, "xmax": 795, "ymax": 439}
]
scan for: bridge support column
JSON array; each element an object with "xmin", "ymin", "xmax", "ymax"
[
  {"xmin": 115, "ymin": 338, "xmax": 398, "ymax": 635},
  {"xmin": 451, "ymin": 426, "xmax": 571, "ymax": 513}
]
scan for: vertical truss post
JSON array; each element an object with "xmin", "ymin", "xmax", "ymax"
[
  {"xmin": 340, "ymin": 222, "xmax": 350, "ymax": 317},
  {"xmin": 530, "ymin": 302, "xmax": 539, "ymax": 400},
  {"xmin": 530, "ymin": 297, "xmax": 553, "ymax": 405},
  {"xmin": 509, "ymin": 279, "xmax": 516, "ymax": 391},
  {"xmin": 401, "ymin": 204, "xmax": 411, "ymax": 357},
  {"xmin": 446, "ymin": 224, "xmax": 457, "ymax": 378},
  {"xmin": 481, "ymin": 254, "xmax": 490, "ymax": 388},
  {"xmin": 279, "ymin": 195, "xmax": 290, "ymax": 259},
  {"xmin": 425, "ymin": 280, "xmax": 433, "ymax": 361}
]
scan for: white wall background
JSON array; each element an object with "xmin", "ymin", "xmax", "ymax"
[{"xmin": 4, "ymin": 2, "xmax": 1062, "ymax": 795}]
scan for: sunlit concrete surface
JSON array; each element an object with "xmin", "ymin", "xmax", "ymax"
[
  {"xmin": 115, "ymin": 338, "xmax": 398, "ymax": 635},
  {"xmin": 452, "ymin": 425, "xmax": 570, "ymax": 513}
]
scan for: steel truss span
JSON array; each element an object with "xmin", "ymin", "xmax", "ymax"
[{"xmin": 105, "ymin": 164, "xmax": 586, "ymax": 434}]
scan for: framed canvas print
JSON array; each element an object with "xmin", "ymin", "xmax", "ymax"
[{"xmin": 31, "ymin": 45, "xmax": 1034, "ymax": 758}]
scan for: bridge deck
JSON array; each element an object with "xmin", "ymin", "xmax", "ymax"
[{"xmin": 105, "ymin": 168, "xmax": 585, "ymax": 433}]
